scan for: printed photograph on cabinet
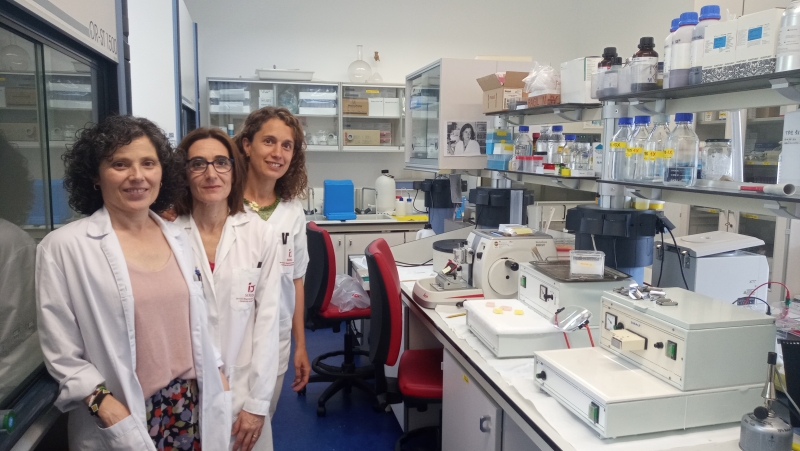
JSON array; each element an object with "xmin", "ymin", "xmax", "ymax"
[{"xmin": 446, "ymin": 121, "xmax": 486, "ymax": 156}]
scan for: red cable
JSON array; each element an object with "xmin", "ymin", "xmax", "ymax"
[
  {"xmin": 746, "ymin": 282, "xmax": 791, "ymax": 317},
  {"xmin": 586, "ymin": 325, "xmax": 595, "ymax": 347},
  {"xmin": 563, "ymin": 332, "xmax": 571, "ymax": 349}
]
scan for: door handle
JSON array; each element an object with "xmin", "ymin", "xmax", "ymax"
[
  {"xmin": 338, "ymin": 239, "xmax": 342, "ymax": 246},
  {"xmin": 349, "ymin": 239, "xmax": 353, "ymax": 246},
  {"xmin": 479, "ymin": 415, "xmax": 491, "ymax": 433}
]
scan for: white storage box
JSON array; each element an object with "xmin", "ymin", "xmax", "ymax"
[
  {"xmin": 464, "ymin": 299, "xmax": 566, "ymax": 358},
  {"xmin": 702, "ymin": 18, "xmax": 737, "ymax": 82},
  {"xmin": 383, "ymin": 98, "xmax": 400, "ymax": 117},
  {"xmin": 298, "ymin": 91, "xmax": 337, "ymax": 101},
  {"xmin": 734, "ymin": 8, "xmax": 784, "ymax": 77},
  {"xmin": 368, "ymin": 97, "xmax": 384, "ymax": 116},
  {"xmin": 298, "ymin": 107, "xmax": 337, "ymax": 115},
  {"xmin": 560, "ymin": 57, "xmax": 601, "ymax": 104}
]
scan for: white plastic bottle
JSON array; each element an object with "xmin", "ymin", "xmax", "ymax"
[
  {"xmin": 395, "ymin": 196, "xmax": 406, "ymax": 217},
  {"xmin": 670, "ymin": 12, "xmax": 699, "ymax": 88},
  {"xmin": 777, "ymin": 0, "xmax": 800, "ymax": 72},
  {"xmin": 689, "ymin": 5, "xmax": 721, "ymax": 85},
  {"xmin": 664, "ymin": 113, "xmax": 700, "ymax": 187},
  {"xmin": 375, "ymin": 169, "xmax": 396, "ymax": 214},
  {"xmin": 664, "ymin": 18, "xmax": 680, "ymax": 89}
]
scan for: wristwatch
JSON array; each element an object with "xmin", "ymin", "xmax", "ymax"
[{"xmin": 88, "ymin": 385, "xmax": 111, "ymax": 417}]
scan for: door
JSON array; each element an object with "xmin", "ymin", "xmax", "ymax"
[
  {"xmin": 330, "ymin": 233, "xmax": 346, "ymax": 274},
  {"xmin": 442, "ymin": 350, "xmax": 502, "ymax": 451},
  {"xmin": 344, "ymin": 232, "xmax": 405, "ymax": 263}
]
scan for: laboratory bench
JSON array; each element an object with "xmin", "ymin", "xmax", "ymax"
[{"xmin": 346, "ymin": 247, "xmax": 776, "ymax": 451}]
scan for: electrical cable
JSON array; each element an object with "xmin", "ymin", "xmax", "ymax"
[
  {"xmin": 666, "ymin": 228, "xmax": 689, "ymax": 290},
  {"xmin": 745, "ymin": 282, "xmax": 791, "ymax": 319},
  {"xmin": 657, "ymin": 230, "xmax": 665, "ymax": 287},
  {"xmin": 777, "ymin": 374, "xmax": 800, "ymax": 418},
  {"xmin": 731, "ymin": 297, "xmax": 771, "ymax": 316},
  {"xmin": 585, "ymin": 323, "xmax": 595, "ymax": 347},
  {"xmin": 412, "ymin": 189, "xmax": 425, "ymax": 213}
]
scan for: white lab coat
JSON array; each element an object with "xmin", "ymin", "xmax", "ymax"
[
  {"xmin": 245, "ymin": 199, "xmax": 308, "ymax": 375},
  {"xmin": 174, "ymin": 211, "xmax": 281, "ymax": 450},
  {"xmin": 36, "ymin": 207, "xmax": 231, "ymax": 451}
]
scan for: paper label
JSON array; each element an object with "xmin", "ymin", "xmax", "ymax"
[
  {"xmin": 610, "ymin": 142, "xmax": 627, "ymax": 149},
  {"xmin": 644, "ymin": 150, "xmax": 657, "ymax": 161},
  {"xmin": 664, "ymin": 148, "xmax": 675, "ymax": 159},
  {"xmin": 778, "ymin": 25, "xmax": 800, "ymax": 57},
  {"xmin": 630, "ymin": 57, "xmax": 658, "ymax": 84},
  {"xmin": 713, "ymin": 36, "xmax": 727, "ymax": 49},
  {"xmin": 748, "ymin": 26, "xmax": 763, "ymax": 42},
  {"xmin": 366, "ymin": 89, "xmax": 380, "ymax": 93},
  {"xmin": 232, "ymin": 268, "xmax": 260, "ymax": 311},
  {"xmin": 690, "ymin": 38, "xmax": 705, "ymax": 68},
  {"xmin": 656, "ymin": 150, "xmax": 666, "ymax": 159}
]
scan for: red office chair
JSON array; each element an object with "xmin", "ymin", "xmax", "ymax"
[
  {"xmin": 366, "ymin": 238, "xmax": 442, "ymax": 451},
  {"xmin": 303, "ymin": 222, "xmax": 374, "ymax": 416}
]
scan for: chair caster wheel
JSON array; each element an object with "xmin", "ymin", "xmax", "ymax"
[
  {"xmin": 317, "ymin": 406, "xmax": 326, "ymax": 417},
  {"xmin": 298, "ymin": 387, "xmax": 306, "ymax": 396}
]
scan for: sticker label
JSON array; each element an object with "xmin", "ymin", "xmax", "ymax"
[
  {"xmin": 664, "ymin": 148, "xmax": 675, "ymax": 159},
  {"xmin": 713, "ymin": 36, "xmax": 727, "ymax": 49},
  {"xmin": 610, "ymin": 142, "xmax": 627, "ymax": 149},
  {"xmin": 232, "ymin": 268, "xmax": 260, "ymax": 311},
  {"xmin": 748, "ymin": 26, "xmax": 763, "ymax": 41}
]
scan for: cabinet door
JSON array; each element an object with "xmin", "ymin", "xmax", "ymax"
[
  {"xmin": 330, "ymin": 233, "xmax": 346, "ymax": 274},
  {"xmin": 442, "ymin": 350, "xmax": 502, "ymax": 451},
  {"xmin": 344, "ymin": 232, "xmax": 405, "ymax": 259}
]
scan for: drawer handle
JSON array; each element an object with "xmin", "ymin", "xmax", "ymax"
[
  {"xmin": 338, "ymin": 239, "xmax": 342, "ymax": 246},
  {"xmin": 479, "ymin": 415, "xmax": 491, "ymax": 433}
]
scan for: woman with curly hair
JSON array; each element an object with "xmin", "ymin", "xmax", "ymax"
[
  {"xmin": 234, "ymin": 107, "xmax": 309, "ymax": 418},
  {"xmin": 172, "ymin": 128, "xmax": 281, "ymax": 451},
  {"xmin": 35, "ymin": 115, "xmax": 231, "ymax": 451}
]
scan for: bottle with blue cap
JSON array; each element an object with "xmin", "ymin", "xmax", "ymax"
[
  {"xmin": 561, "ymin": 134, "xmax": 577, "ymax": 167},
  {"xmin": 514, "ymin": 125, "xmax": 532, "ymax": 157},
  {"xmin": 548, "ymin": 125, "xmax": 565, "ymax": 164},
  {"xmin": 645, "ymin": 115, "xmax": 671, "ymax": 182},
  {"xmin": 664, "ymin": 18, "xmax": 680, "ymax": 89},
  {"xmin": 624, "ymin": 116, "xmax": 652, "ymax": 181},
  {"xmin": 777, "ymin": 0, "xmax": 800, "ymax": 72},
  {"xmin": 689, "ymin": 5, "xmax": 721, "ymax": 85},
  {"xmin": 605, "ymin": 117, "xmax": 635, "ymax": 181},
  {"xmin": 664, "ymin": 113, "xmax": 699, "ymax": 187},
  {"xmin": 670, "ymin": 12, "xmax": 700, "ymax": 88}
]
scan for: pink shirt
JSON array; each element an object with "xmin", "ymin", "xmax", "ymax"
[{"xmin": 128, "ymin": 252, "xmax": 196, "ymax": 398}]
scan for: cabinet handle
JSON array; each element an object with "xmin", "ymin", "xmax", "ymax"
[
  {"xmin": 479, "ymin": 415, "xmax": 491, "ymax": 433},
  {"xmin": 338, "ymin": 239, "xmax": 342, "ymax": 246},
  {"xmin": 349, "ymin": 239, "xmax": 353, "ymax": 246}
]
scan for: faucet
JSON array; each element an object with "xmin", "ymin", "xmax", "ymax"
[
  {"xmin": 360, "ymin": 187, "xmax": 376, "ymax": 213},
  {"xmin": 305, "ymin": 187, "xmax": 316, "ymax": 215}
]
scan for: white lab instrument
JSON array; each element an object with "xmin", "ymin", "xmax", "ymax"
[
  {"xmin": 653, "ymin": 231, "xmax": 769, "ymax": 302},
  {"xmin": 518, "ymin": 261, "xmax": 633, "ymax": 328},
  {"xmin": 412, "ymin": 230, "xmax": 557, "ymax": 308},
  {"xmin": 599, "ymin": 287, "xmax": 775, "ymax": 391},
  {"xmin": 533, "ymin": 347, "xmax": 762, "ymax": 438},
  {"xmin": 738, "ymin": 351, "xmax": 793, "ymax": 451},
  {"xmin": 464, "ymin": 299, "xmax": 569, "ymax": 358}
]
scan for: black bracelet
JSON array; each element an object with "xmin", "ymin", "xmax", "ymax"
[{"xmin": 89, "ymin": 386, "xmax": 111, "ymax": 417}]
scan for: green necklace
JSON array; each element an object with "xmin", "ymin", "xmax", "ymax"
[{"xmin": 244, "ymin": 197, "xmax": 280, "ymax": 221}]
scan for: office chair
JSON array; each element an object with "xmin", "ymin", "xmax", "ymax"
[
  {"xmin": 366, "ymin": 238, "xmax": 442, "ymax": 451},
  {"xmin": 303, "ymin": 222, "xmax": 374, "ymax": 417}
]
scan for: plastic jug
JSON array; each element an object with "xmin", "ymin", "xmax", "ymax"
[{"xmin": 375, "ymin": 169, "xmax": 396, "ymax": 214}]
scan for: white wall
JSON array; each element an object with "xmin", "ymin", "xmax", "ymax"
[
  {"xmin": 186, "ymin": 0, "xmax": 694, "ymax": 188},
  {"xmin": 128, "ymin": 0, "xmax": 178, "ymax": 144}
]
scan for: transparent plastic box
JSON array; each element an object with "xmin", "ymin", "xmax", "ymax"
[{"xmin": 569, "ymin": 250, "xmax": 605, "ymax": 278}]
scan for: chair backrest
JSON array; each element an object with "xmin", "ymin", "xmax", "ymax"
[
  {"xmin": 365, "ymin": 238, "xmax": 402, "ymax": 367},
  {"xmin": 304, "ymin": 222, "xmax": 336, "ymax": 325}
]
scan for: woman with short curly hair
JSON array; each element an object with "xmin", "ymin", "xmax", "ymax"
[
  {"xmin": 36, "ymin": 115, "xmax": 231, "ymax": 451},
  {"xmin": 234, "ymin": 107, "xmax": 310, "ymax": 419}
]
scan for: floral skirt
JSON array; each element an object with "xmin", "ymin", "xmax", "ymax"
[{"xmin": 144, "ymin": 378, "xmax": 201, "ymax": 451}]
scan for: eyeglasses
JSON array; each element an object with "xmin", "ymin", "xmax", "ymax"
[{"xmin": 187, "ymin": 156, "xmax": 234, "ymax": 173}]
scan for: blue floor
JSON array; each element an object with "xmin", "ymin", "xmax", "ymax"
[{"xmin": 272, "ymin": 327, "xmax": 402, "ymax": 450}]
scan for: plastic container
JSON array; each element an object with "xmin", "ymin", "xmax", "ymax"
[
  {"xmin": 515, "ymin": 125, "xmax": 533, "ymax": 156},
  {"xmin": 323, "ymin": 180, "xmax": 357, "ymax": 220},
  {"xmin": 549, "ymin": 125, "xmax": 565, "ymax": 164},
  {"xmin": 395, "ymin": 196, "xmax": 406, "ymax": 217},
  {"xmin": 777, "ymin": 0, "xmax": 800, "ymax": 72},
  {"xmin": 487, "ymin": 154, "xmax": 512, "ymax": 170},
  {"xmin": 416, "ymin": 224, "xmax": 436, "ymax": 239},
  {"xmin": 664, "ymin": 18, "xmax": 680, "ymax": 89},
  {"xmin": 561, "ymin": 134, "xmax": 577, "ymax": 166},
  {"xmin": 631, "ymin": 37, "xmax": 659, "ymax": 92},
  {"xmin": 606, "ymin": 117, "xmax": 635, "ymax": 180},
  {"xmin": 670, "ymin": 12, "xmax": 699, "ymax": 88},
  {"xmin": 701, "ymin": 138, "xmax": 732, "ymax": 180},
  {"xmin": 569, "ymin": 250, "xmax": 605, "ymax": 278},
  {"xmin": 664, "ymin": 113, "xmax": 699, "ymax": 187},
  {"xmin": 600, "ymin": 57, "xmax": 623, "ymax": 97},
  {"xmin": 634, "ymin": 198, "xmax": 650, "ymax": 210},
  {"xmin": 689, "ymin": 5, "xmax": 721, "ymax": 85},
  {"xmin": 649, "ymin": 200, "xmax": 666, "ymax": 210},
  {"xmin": 532, "ymin": 155, "xmax": 545, "ymax": 173},
  {"xmin": 624, "ymin": 115, "xmax": 651, "ymax": 181},
  {"xmin": 646, "ymin": 117, "xmax": 671, "ymax": 182},
  {"xmin": 375, "ymin": 169, "xmax": 396, "ymax": 214}
]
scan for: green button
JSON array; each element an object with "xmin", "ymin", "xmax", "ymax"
[
  {"xmin": 666, "ymin": 341, "xmax": 677, "ymax": 360},
  {"xmin": 1, "ymin": 409, "xmax": 15, "ymax": 433},
  {"xmin": 520, "ymin": 276, "xmax": 526, "ymax": 288},
  {"xmin": 588, "ymin": 402, "xmax": 599, "ymax": 423}
]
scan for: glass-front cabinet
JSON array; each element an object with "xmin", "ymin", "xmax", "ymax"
[
  {"xmin": 207, "ymin": 79, "xmax": 405, "ymax": 152},
  {"xmin": 406, "ymin": 64, "xmax": 440, "ymax": 167}
]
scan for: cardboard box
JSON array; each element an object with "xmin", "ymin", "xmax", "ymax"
[
  {"xmin": 342, "ymin": 98, "xmax": 368, "ymax": 115},
  {"xmin": 560, "ymin": 57, "xmax": 602, "ymax": 104},
  {"xmin": 702, "ymin": 18, "xmax": 737, "ymax": 83},
  {"xmin": 0, "ymin": 122, "xmax": 38, "ymax": 141},
  {"xmin": 383, "ymin": 98, "xmax": 400, "ymax": 117},
  {"xmin": 476, "ymin": 71, "xmax": 528, "ymax": 113},
  {"xmin": 527, "ymin": 94, "xmax": 561, "ymax": 107},
  {"xmin": 343, "ymin": 129, "xmax": 380, "ymax": 146},
  {"xmin": 755, "ymin": 106, "xmax": 781, "ymax": 118},
  {"xmin": 734, "ymin": 8, "xmax": 784, "ymax": 78},
  {"xmin": 6, "ymin": 87, "xmax": 36, "ymax": 106},
  {"xmin": 368, "ymin": 98, "xmax": 385, "ymax": 116}
]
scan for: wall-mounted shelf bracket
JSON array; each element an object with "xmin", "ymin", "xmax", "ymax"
[
  {"xmin": 764, "ymin": 200, "xmax": 800, "ymax": 220},
  {"xmin": 553, "ymin": 107, "xmax": 583, "ymax": 122},
  {"xmin": 553, "ymin": 178, "xmax": 580, "ymax": 190},
  {"xmin": 770, "ymin": 77, "xmax": 800, "ymax": 103},
  {"xmin": 627, "ymin": 99, "xmax": 666, "ymax": 115}
]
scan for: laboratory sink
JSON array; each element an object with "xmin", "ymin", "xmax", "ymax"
[{"xmin": 304, "ymin": 213, "xmax": 395, "ymax": 222}]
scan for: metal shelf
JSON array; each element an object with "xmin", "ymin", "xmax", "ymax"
[
  {"xmin": 461, "ymin": 169, "xmax": 597, "ymax": 192},
  {"xmin": 487, "ymin": 103, "xmax": 601, "ymax": 122},
  {"xmin": 342, "ymin": 145, "xmax": 402, "ymax": 152}
]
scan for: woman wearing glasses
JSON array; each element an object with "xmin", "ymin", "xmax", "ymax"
[
  {"xmin": 36, "ymin": 116, "xmax": 230, "ymax": 450},
  {"xmin": 234, "ymin": 108, "xmax": 310, "ymax": 418},
  {"xmin": 173, "ymin": 128, "xmax": 281, "ymax": 451}
]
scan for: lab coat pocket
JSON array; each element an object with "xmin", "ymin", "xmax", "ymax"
[
  {"xmin": 231, "ymin": 268, "xmax": 259, "ymax": 312},
  {"xmin": 97, "ymin": 414, "xmax": 151, "ymax": 450}
]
